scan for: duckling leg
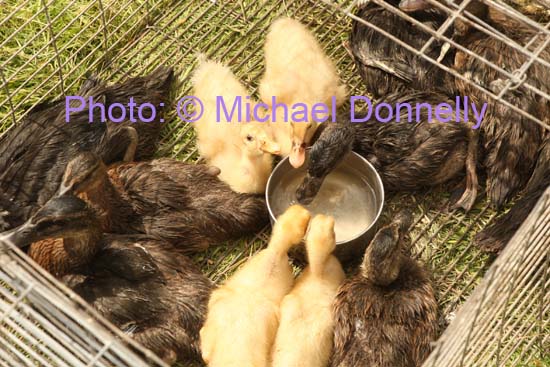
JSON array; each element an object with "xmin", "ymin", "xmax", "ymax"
[
  {"xmin": 122, "ymin": 126, "xmax": 139, "ymax": 162},
  {"xmin": 452, "ymin": 129, "xmax": 479, "ymax": 212}
]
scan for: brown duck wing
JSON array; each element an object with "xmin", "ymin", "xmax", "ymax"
[
  {"xmin": 108, "ymin": 160, "xmax": 192, "ymax": 213},
  {"xmin": 104, "ymin": 67, "xmax": 174, "ymax": 161},
  {"xmin": 92, "ymin": 236, "xmax": 162, "ymax": 281},
  {"xmin": 331, "ymin": 279, "xmax": 374, "ymax": 367},
  {"xmin": 455, "ymin": 37, "xmax": 547, "ymax": 208},
  {"xmin": 77, "ymin": 66, "xmax": 174, "ymax": 162},
  {"xmin": 350, "ymin": 3, "xmax": 449, "ymax": 98}
]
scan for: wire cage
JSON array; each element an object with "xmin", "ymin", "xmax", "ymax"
[
  {"xmin": 424, "ymin": 187, "xmax": 550, "ymax": 367},
  {"xmin": 0, "ymin": 0, "xmax": 549, "ymax": 366},
  {"xmin": 0, "ymin": 241, "xmax": 168, "ymax": 367}
]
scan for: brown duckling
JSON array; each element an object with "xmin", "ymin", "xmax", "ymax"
[
  {"xmin": 59, "ymin": 152, "xmax": 269, "ymax": 253},
  {"xmin": 402, "ymin": 0, "xmax": 550, "ymax": 208},
  {"xmin": 454, "ymin": 29, "xmax": 549, "ymax": 208},
  {"xmin": 0, "ymin": 195, "xmax": 213, "ymax": 364},
  {"xmin": 0, "ymin": 99, "xmax": 113, "ymax": 229},
  {"xmin": 200, "ymin": 205, "xmax": 311, "ymax": 367},
  {"xmin": 0, "ymin": 67, "xmax": 174, "ymax": 229},
  {"xmin": 71, "ymin": 66, "xmax": 174, "ymax": 162},
  {"xmin": 297, "ymin": 92, "xmax": 479, "ymax": 211},
  {"xmin": 350, "ymin": 0, "xmax": 453, "ymax": 99},
  {"xmin": 474, "ymin": 134, "xmax": 550, "ymax": 252},
  {"xmin": 331, "ymin": 211, "xmax": 438, "ymax": 367}
]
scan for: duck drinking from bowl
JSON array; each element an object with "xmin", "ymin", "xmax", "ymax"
[{"xmin": 266, "ymin": 152, "xmax": 384, "ymax": 263}]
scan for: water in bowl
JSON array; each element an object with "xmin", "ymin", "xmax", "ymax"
[{"xmin": 271, "ymin": 167, "xmax": 376, "ymax": 242}]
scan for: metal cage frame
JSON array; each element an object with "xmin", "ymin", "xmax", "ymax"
[{"xmin": 0, "ymin": 0, "xmax": 549, "ymax": 366}]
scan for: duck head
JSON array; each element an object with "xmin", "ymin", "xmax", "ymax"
[
  {"xmin": 296, "ymin": 122, "xmax": 355, "ymax": 205},
  {"xmin": 240, "ymin": 123, "xmax": 281, "ymax": 157},
  {"xmin": 0, "ymin": 195, "xmax": 97, "ymax": 249},
  {"xmin": 360, "ymin": 210, "xmax": 412, "ymax": 286},
  {"xmin": 58, "ymin": 152, "xmax": 105, "ymax": 196}
]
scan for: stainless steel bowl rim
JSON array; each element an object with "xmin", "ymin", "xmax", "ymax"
[{"xmin": 265, "ymin": 151, "xmax": 385, "ymax": 245}]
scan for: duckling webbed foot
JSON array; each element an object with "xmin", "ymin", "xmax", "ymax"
[
  {"xmin": 451, "ymin": 130, "xmax": 479, "ymax": 212},
  {"xmin": 451, "ymin": 177, "xmax": 477, "ymax": 212}
]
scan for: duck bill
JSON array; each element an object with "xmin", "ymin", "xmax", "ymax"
[
  {"xmin": 57, "ymin": 181, "xmax": 72, "ymax": 196},
  {"xmin": 0, "ymin": 221, "xmax": 36, "ymax": 249},
  {"xmin": 261, "ymin": 141, "xmax": 281, "ymax": 155},
  {"xmin": 289, "ymin": 145, "xmax": 306, "ymax": 168},
  {"xmin": 399, "ymin": 0, "xmax": 430, "ymax": 11},
  {"xmin": 296, "ymin": 176, "xmax": 324, "ymax": 205}
]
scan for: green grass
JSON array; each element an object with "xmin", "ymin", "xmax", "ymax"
[{"xmin": 0, "ymin": 1, "xmax": 548, "ymax": 366}]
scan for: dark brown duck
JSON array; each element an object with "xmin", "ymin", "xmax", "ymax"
[
  {"xmin": 297, "ymin": 92, "xmax": 479, "ymax": 211},
  {"xmin": 59, "ymin": 152, "xmax": 269, "ymax": 253},
  {"xmin": 1, "ymin": 195, "xmax": 213, "ymax": 364},
  {"xmin": 0, "ymin": 67, "xmax": 174, "ymax": 229},
  {"xmin": 350, "ymin": 0, "xmax": 453, "ymax": 98},
  {"xmin": 331, "ymin": 211, "xmax": 438, "ymax": 367},
  {"xmin": 401, "ymin": 0, "xmax": 550, "ymax": 208},
  {"xmin": 474, "ymin": 133, "xmax": 550, "ymax": 252},
  {"xmin": 0, "ymin": 99, "xmax": 110, "ymax": 229}
]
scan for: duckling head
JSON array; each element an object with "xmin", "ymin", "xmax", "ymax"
[
  {"xmin": 360, "ymin": 210, "xmax": 412, "ymax": 286},
  {"xmin": 271, "ymin": 205, "xmax": 311, "ymax": 249},
  {"xmin": 58, "ymin": 152, "xmax": 105, "ymax": 196},
  {"xmin": 307, "ymin": 214, "xmax": 336, "ymax": 250},
  {"xmin": 239, "ymin": 123, "xmax": 281, "ymax": 157},
  {"xmin": 0, "ymin": 195, "xmax": 97, "ymax": 248},
  {"xmin": 306, "ymin": 215, "xmax": 336, "ymax": 261}
]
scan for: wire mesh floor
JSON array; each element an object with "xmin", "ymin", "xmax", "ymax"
[{"xmin": 1, "ymin": 0, "xmax": 549, "ymax": 366}]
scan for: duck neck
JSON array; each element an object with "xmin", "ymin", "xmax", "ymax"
[
  {"xmin": 240, "ymin": 151, "xmax": 271, "ymax": 193},
  {"xmin": 79, "ymin": 170, "xmax": 128, "ymax": 232},
  {"xmin": 362, "ymin": 253, "xmax": 403, "ymax": 286},
  {"xmin": 62, "ymin": 228, "xmax": 103, "ymax": 274},
  {"xmin": 30, "ymin": 226, "xmax": 103, "ymax": 278}
]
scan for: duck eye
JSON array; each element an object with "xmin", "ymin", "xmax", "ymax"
[{"xmin": 246, "ymin": 134, "xmax": 253, "ymax": 142}]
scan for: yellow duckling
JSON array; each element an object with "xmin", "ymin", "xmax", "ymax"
[
  {"xmin": 272, "ymin": 214, "xmax": 345, "ymax": 367},
  {"xmin": 200, "ymin": 205, "xmax": 311, "ymax": 367}
]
